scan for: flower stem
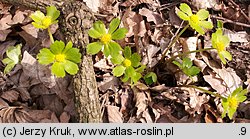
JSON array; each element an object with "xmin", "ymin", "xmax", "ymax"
[
  {"xmin": 48, "ymin": 27, "xmax": 54, "ymax": 44},
  {"xmin": 167, "ymin": 47, "xmax": 215, "ymax": 63},
  {"xmin": 179, "ymin": 85, "xmax": 225, "ymax": 99},
  {"xmin": 160, "ymin": 24, "xmax": 189, "ymax": 63}
]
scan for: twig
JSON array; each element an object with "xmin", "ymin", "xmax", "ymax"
[
  {"xmin": 227, "ymin": 0, "xmax": 250, "ymax": 23},
  {"xmin": 210, "ymin": 15, "xmax": 250, "ymax": 28}
]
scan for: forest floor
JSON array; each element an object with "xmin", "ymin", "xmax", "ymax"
[{"xmin": 0, "ymin": 0, "xmax": 250, "ymax": 123}]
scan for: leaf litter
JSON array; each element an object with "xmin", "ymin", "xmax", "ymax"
[{"xmin": 0, "ymin": 0, "xmax": 250, "ymax": 123}]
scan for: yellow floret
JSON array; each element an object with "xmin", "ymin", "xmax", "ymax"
[
  {"xmin": 55, "ymin": 54, "xmax": 66, "ymax": 62},
  {"xmin": 123, "ymin": 59, "xmax": 132, "ymax": 67},
  {"xmin": 229, "ymin": 97, "xmax": 238, "ymax": 109},
  {"xmin": 42, "ymin": 16, "xmax": 52, "ymax": 28},
  {"xmin": 101, "ymin": 34, "xmax": 112, "ymax": 45}
]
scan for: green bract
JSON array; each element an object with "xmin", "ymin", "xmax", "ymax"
[
  {"xmin": 173, "ymin": 57, "xmax": 200, "ymax": 77},
  {"xmin": 37, "ymin": 40, "xmax": 81, "ymax": 77},
  {"xmin": 112, "ymin": 46, "xmax": 145, "ymax": 85},
  {"xmin": 177, "ymin": 3, "xmax": 213, "ymax": 34},
  {"xmin": 222, "ymin": 87, "xmax": 247, "ymax": 119},
  {"xmin": 2, "ymin": 44, "xmax": 22, "ymax": 74},
  {"xmin": 87, "ymin": 18, "xmax": 128, "ymax": 57},
  {"xmin": 30, "ymin": 5, "xmax": 60, "ymax": 29},
  {"xmin": 144, "ymin": 72, "xmax": 157, "ymax": 85},
  {"xmin": 212, "ymin": 28, "xmax": 232, "ymax": 64}
]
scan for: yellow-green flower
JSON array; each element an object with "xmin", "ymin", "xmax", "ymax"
[
  {"xmin": 177, "ymin": 3, "xmax": 213, "ymax": 34},
  {"xmin": 212, "ymin": 28, "xmax": 232, "ymax": 64},
  {"xmin": 222, "ymin": 87, "xmax": 247, "ymax": 119},
  {"xmin": 30, "ymin": 6, "xmax": 60, "ymax": 29},
  {"xmin": 87, "ymin": 18, "xmax": 128, "ymax": 57},
  {"xmin": 37, "ymin": 41, "xmax": 81, "ymax": 77}
]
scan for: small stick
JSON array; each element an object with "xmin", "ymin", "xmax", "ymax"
[{"xmin": 210, "ymin": 15, "xmax": 250, "ymax": 28}]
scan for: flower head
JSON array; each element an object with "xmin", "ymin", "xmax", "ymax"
[
  {"xmin": 30, "ymin": 6, "xmax": 60, "ymax": 29},
  {"xmin": 212, "ymin": 28, "xmax": 232, "ymax": 64},
  {"xmin": 87, "ymin": 18, "xmax": 128, "ymax": 57},
  {"xmin": 37, "ymin": 40, "xmax": 81, "ymax": 77},
  {"xmin": 112, "ymin": 46, "xmax": 145, "ymax": 85},
  {"xmin": 222, "ymin": 87, "xmax": 247, "ymax": 119},
  {"xmin": 177, "ymin": 3, "xmax": 213, "ymax": 34}
]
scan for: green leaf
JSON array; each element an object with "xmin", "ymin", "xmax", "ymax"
[
  {"xmin": 103, "ymin": 44, "xmax": 110, "ymax": 57},
  {"xmin": 131, "ymin": 53, "xmax": 141, "ymax": 68},
  {"xmin": 6, "ymin": 44, "xmax": 21, "ymax": 64},
  {"xmin": 111, "ymin": 28, "xmax": 128, "ymax": 40},
  {"xmin": 37, "ymin": 48, "xmax": 55, "ymax": 65},
  {"xmin": 4, "ymin": 62, "xmax": 15, "ymax": 74},
  {"xmin": 124, "ymin": 46, "xmax": 132, "ymax": 59},
  {"xmin": 93, "ymin": 21, "xmax": 106, "ymax": 35},
  {"xmin": 200, "ymin": 21, "xmax": 213, "ymax": 29},
  {"xmin": 51, "ymin": 62, "xmax": 65, "ymax": 77},
  {"xmin": 217, "ymin": 20, "xmax": 223, "ymax": 28},
  {"xmin": 187, "ymin": 66, "xmax": 200, "ymax": 76},
  {"xmin": 87, "ymin": 42, "xmax": 103, "ymax": 55},
  {"xmin": 50, "ymin": 40, "xmax": 65, "ymax": 54},
  {"xmin": 65, "ymin": 48, "xmax": 82, "ymax": 63},
  {"xmin": 30, "ymin": 11, "xmax": 45, "ymax": 23},
  {"xmin": 172, "ymin": 61, "xmax": 182, "ymax": 69},
  {"xmin": 144, "ymin": 72, "xmax": 157, "ymax": 85},
  {"xmin": 221, "ymin": 50, "xmax": 232, "ymax": 61},
  {"xmin": 46, "ymin": 5, "xmax": 60, "ymax": 21},
  {"xmin": 125, "ymin": 66, "xmax": 136, "ymax": 77},
  {"xmin": 63, "ymin": 60, "xmax": 79, "ymax": 75},
  {"xmin": 111, "ymin": 54, "xmax": 124, "ymax": 65},
  {"xmin": 88, "ymin": 28, "xmax": 103, "ymax": 39},
  {"xmin": 112, "ymin": 65, "xmax": 126, "ymax": 77},
  {"xmin": 131, "ymin": 72, "xmax": 142, "ymax": 84},
  {"xmin": 62, "ymin": 41, "xmax": 73, "ymax": 54},
  {"xmin": 182, "ymin": 57, "xmax": 192, "ymax": 68},
  {"xmin": 196, "ymin": 9, "xmax": 209, "ymax": 20},
  {"xmin": 108, "ymin": 18, "xmax": 120, "ymax": 34},
  {"xmin": 32, "ymin": 22, "xmax": 46, "ymax": 29},
  {"xmin": 135, "ymin": 65, "xmax": 146, "ymax": 73},
  {"xmin": 177, "ymin": 11, "xmax": 189, "ymax": 21},
  {"xmin": 179, "ymin": 3, "xmax": 192, "ymax": 16},
  {"xmin": 2, "ymin": 58, "xmax": 13, "ymax": 65},
  {"xmin": 122, "ymin": 74, "xmax": 129, "ymax": 82},
  {"xmin": 109, "ymin": 41, "xmax": 122, "ymax": 57}
]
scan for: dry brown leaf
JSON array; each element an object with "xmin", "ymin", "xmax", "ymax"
[
  {"xmin": 11, "ymin": 10, "xmax": 27, "ymax": 25},
  {"xmin": 83, "ymin": 0, "xmax": 100, "ymax": 13},
  {"xmin": 21, "ymin": 51, "xmax": 56, "ymax": 88},
  {"xmin": 60, "ymin": 112, "xmax": 70, "ymax": 123},
  {"xmin": 0, "ymin": 14, "xmax": 12, "ymax": 30},
  {"xmin": 21, "ymin": 23, "xmax": 39, "ymax": 38},
  {"xmin": 224, "ymin": 29, "xmax": 248, "ymax": 43},
  {"xmin": 16, "ymin": 87, "xmax": 31, "ymax": 101},
  {"xmin": 0, "ymin": 98, "xmax": 9, "ymax": 109},
  {"xmin": 30, "ymin": 84, "xmax": 50, "ymax": 97},
  {"xmin": 0, "ymin": 40, "xmax": 16, "ymax": 60},
  {"xmin": 99, "ymin": 0, "xmax": 119, "ymax": 15},
  {"xmin": 94, "ymin": 59, "xmax": 112, "ymax": 70},
  {"xmin": 180, "ymin": 37, "xmax": 198, "ymax": 61},
  {"xmin": 98, "ymin": 73, "xmax": 119, "ymax": 92},
  {"xmin": 121, "ymin": 0, "xmax": 156, "ymax": 7},
  {"xmin": 106, "ymin": 105, "xmax": 123, "ymax": 123},
  {"xmin": 203, "ymin": 67, "xmax": 242, "ymax": 97},
  {"xmin": 1, "ymin": 90, "xmax": 19, "ymax": 103},
  {"xmin": 28, "ymin": 109, "xmax": 53, "ymax": 122},
  {"xmin": 37, "ymin": 95, "xmax": 64, "ymax": 117},
  {"xmin": 139, "ymin": 8, "xmax": 164, "ymax": 25},
  {"xmin": 132, "ymin": 87, "xmax": 148, "ymax": 118},
  {"xmin": 123, "ymin": 9, "xmax": 146, "ymax": 37},
  {"xmin": 0, "ymin": 107, "xmax": 35, "ymax": 123},
  {"xmin": 0, "ymin": 29, "xmax": 11, "ymax": 41}
]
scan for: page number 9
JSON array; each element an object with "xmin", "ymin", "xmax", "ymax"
[{"xmin": 240, "ymin": 127, "xmax": 246, "ymax": 135}]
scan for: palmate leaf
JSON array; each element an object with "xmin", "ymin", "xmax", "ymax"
[
  {"xmin": 124, "ymin": 46, "xmax": 132, "ymax": 59},
  {"xmin": 108, "ymin": 18, "xmax": 120, "ymax": 34},
  {"xmin": 46, "ymin": 5, "xmax": 60, "ymax": 21},
  {"xmin": 2, "ymin": 44, "xmax": 22, "ymax": 74},
  {"xmin": 113, "ymin": 65, "xmax": 126, "ymax": 77},
  {"xmin": 37, "ymin": 48, "xmax": 55, "ymax": 65},
  {"xmin": 50, "ymin": 40, "xmax": 65, "ymax": 54},
  {"xmin": 51, "ymin": 62, "xmax": 65, "ymax": 77},
  {"xmin": 111, "ymin": 28, "xmax": 128, "ymax": 40},
  {"xmin": 87, "ymin": 42, "xmax": 103, "ymax": 55},
  {"xmin": 130, "ymin": 53, "xmax": 141, "ymax": 68},
  {"xmin": 144, "ymin": 72, "xmax": 157, "ymax": 85},
  {"xmin": 222, "ymin": 87, "xmax": 247, "ymax": 119},
  {"xmin": 63, "ymin": 60, "xmax": 79, "ymax": 75}
]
